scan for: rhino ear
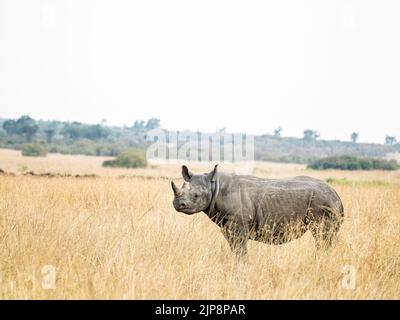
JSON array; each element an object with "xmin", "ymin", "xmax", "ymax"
[
  {"xmin": 182, "ymin": 165, "xmax": 193, "ymax": 182},
  {"xmin": 207, "ymin": 164, "xmax": 218, "ymax": 182}
]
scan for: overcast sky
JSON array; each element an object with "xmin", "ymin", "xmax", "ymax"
[{"xmin": 0, "ymin": 0, "xmax": 399, "ymax": 143}]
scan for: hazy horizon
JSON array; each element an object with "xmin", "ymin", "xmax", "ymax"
[{"xmin": 1, "ymin": 0, "xmax": 399, "ymax": 143}]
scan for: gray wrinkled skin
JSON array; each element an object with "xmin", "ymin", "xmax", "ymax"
[{"xmin": 171, "ymin": 165, "xmax": 344, "ymax": 257}]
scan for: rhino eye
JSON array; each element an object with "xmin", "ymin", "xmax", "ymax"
[{"xmin": 194, "ymin": 194, "xmax": 199, "ymax": 198}]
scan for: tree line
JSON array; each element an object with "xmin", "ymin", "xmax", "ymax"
[
  {"xmin": 0, "ymin": 115, "xmax": 160, "ymax": 157},
  {"xmin": 0, "ymin": 115, "xmax": 399, "ymax": 164}
]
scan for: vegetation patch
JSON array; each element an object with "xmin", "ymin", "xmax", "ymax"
[
  {"xmin": 326, "ymin": 177, "xmax": 394, "ymax": 187},
  {"xmin": 309, "ymin": 155, "xmax": 399, "ymax": 171},
  {"xmin": 21, "ymin": 143, "xmax": 47, "ymax": 157},
  {"xmin": 103, "ymin": 149, "xmax": 148, "ymax": 169}
]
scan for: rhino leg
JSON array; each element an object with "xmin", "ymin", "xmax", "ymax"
[
  {"xmin": 221, "ymin": 222, "xmax": 249, "ymax": 258},
  {"xmin": 308, "ymin": 206, "xmax": 343, "ymax": 250}
]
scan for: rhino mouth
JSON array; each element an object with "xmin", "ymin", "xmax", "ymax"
[
  {"xmin": 175, "ymin": 207, "xmax": 198, "ymax": 215},
  {"xmin": 173, "ymin": 202, "xmax": 198, "ymax": 215},
  {"xmin": 178, "ymin": 209, "xmax": 198, "ymax": 215}
]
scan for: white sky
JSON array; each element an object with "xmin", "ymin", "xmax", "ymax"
[{"xmin": 0, "ymin": 0, "xmax": 399, "ymax": 143}]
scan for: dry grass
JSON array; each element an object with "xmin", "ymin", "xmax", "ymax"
[{"xmin": 0, "ymin": 148, "xmax": 399, "ymax": 299}]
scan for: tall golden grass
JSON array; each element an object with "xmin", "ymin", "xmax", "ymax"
[{"xmin": 0, "ymin": 149, "xmax": 399, "ymax": 299}]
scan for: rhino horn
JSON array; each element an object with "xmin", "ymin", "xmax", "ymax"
[{"xmin": 171, "ymin": 180, "xmax": 181, "ymax": 196}]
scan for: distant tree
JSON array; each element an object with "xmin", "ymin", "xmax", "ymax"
[
  {"xmin": 60, "ymin": 122, "xmax": 109, "ymax": 141},
  {"xmin": 133, "ymin": 120, "xmax": 146, "ymax": 130},
  {"xmin": 274, "ymin": 127, "xmax": 283, "ymax": 138},
  {"xmin": 385, "ymin": 135, "xmax": 397, "ymax": 145},
  {"xmin": 145, "ymin": 118, "xmax": 161, "ymax": 130},
  {"xmin": 132, "ymin": 118, "xmax": 160, "ymax": 131},
  {"xmin": 61, "ymin": 122, "xmax": 83, "ymax": 140},
  {"xmin": 44, "ymin": 128, "xmax": 56, "ymax": 144},
  {"xmin": 84, "ymin": 124, "xmax": 110, "ymax": 140},
  {"xmin": 3, "ymin": 119, "xmax": 17, "ymax": 135},
  {"xmin": 351, "ymin": 132, "xmax": 359, "ymax": 143},
  {"xmin": 303, "ymin": 129, "xmax": 320, "ymax": 142},
  {"xmin": 15, "ymin": 115, "xmax": 38, "ymax": 142},
  {"xmin": 43, "ymin": 122, "xmax": 59, "ymax": 144}
]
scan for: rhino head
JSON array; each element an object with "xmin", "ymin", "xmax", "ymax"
[{"xmin": 171, "ymin": 165, "xmax": 218, "ymax": 215}]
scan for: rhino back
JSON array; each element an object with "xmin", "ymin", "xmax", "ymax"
[{"xmin": 216, "ymin": 174, "xmax": 342, "ymax": 229}]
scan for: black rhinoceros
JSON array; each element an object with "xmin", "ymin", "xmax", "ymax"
[{"xmin": 171, "ymin": 165, "xmax": 344, "ymax": 257}]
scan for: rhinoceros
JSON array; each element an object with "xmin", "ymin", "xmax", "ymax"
[{"xmin": 171, "ymin": 165, "xmax": 344, "ymax": 257}]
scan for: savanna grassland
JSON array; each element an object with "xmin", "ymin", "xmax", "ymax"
[{"xmin": 0, "ymin": 149, "xmax": 399, "ymax": 299}]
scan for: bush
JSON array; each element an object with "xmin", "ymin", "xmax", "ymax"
[
  {"xmin": 21, "ymin": 144, "xmax": 47, "ymax": 157},
  {"xmin": 102, "ymin": 149, "xmax": 148, "ymax": 168},
  {"xmin": 308, "ymin": 155, "xmax": 399, "ymax": 171},
  {"xmin": 69, "ymin": 139, "xmax": 98, "ymax": 155}
]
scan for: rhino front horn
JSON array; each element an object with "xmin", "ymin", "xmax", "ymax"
[{"xmin": 171, "ymin": 181, "xmax": 181, "ymax": 196}]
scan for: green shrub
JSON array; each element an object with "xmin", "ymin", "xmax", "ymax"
[
  {"xmin": 21, "ymin": 144, "xmax": 47, "ymax": 157},
  {"xmin": 102, "ymin": 149, "xmax": 148, "ymax": 168},
  {"xmin": 308, "ymin": 155, "xmax": 399, "ymax": 171}
]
